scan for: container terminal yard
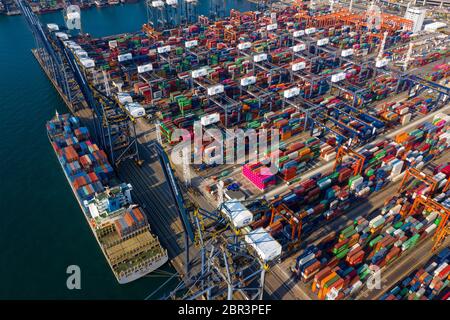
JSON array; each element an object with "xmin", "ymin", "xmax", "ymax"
[{"xmin": 16, "ymin": 0, "xmax": 450, "ymax": 300}]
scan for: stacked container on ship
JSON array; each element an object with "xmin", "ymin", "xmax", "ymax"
[{"xmin": 47, "ymin": 112, "xmax": 168, "ymax": 284}]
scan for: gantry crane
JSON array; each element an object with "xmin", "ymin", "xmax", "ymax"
[
  {"xmin": 444, "ymin": 179, "xmax": 450, "ymax": 193},
  {"xmin": 398, "ymin": 168, "xmax": 438, "ymax": 196},
  {"xmin": 270, "ymin": 203, "xmax": 302, "ymax": 245},
  {"xmin": 152, "ymin": 141, "xmax": 278, "ymax": 300},
  {"xmin": 17, "ymin": 0, "xmax": 140, "ymax": 166},
  {"xmin": 407, "ymin": 195, "xmax": 449, "ymax": 252},
  {"xmin": 270, "ymin": 200, "xmax": 319, "ymax": 253},
  {"xmin": 433, "ymin": 222, "xmax": 450, "ymax": 253},
  {"xmin": 333, "ymin": 145, "xmax": 366, "ymax": 176}
]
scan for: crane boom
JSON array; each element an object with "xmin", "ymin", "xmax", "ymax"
[
  {"xmin": 154, "ymin": 142, "xmax": 195, "ymax": 241},
  {"xmin": 153, "ymin": 142, "xmax": 195, "ymax": 275}
]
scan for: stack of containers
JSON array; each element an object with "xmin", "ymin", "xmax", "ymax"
[
  {"xmin": 47, "ymin": 114, "xmax": 116, "ymax": 202},
  {"xmin": 278, "ymin": 138, "xmax": 321, "ymax": 181},
  {"xmin": 242, "ymin": 162, "xmax": 277, "ymax": 190},
  {"xmin": 381, "ymin": 248, "xmax": 450, "ymax": 300},
  {"xmin": 299, "ymin": 191, "xmax": 445, "ymax": 299},
  {"xmin": 256, "ymin": 117, "xmax": 449, "ymax": 244},
  {"xmin": 251, "ymin": 107, "xmax": 306, "ymax": 141},
  {"xmin": 364, "ymin": 75, "xmax": 399, "ymax": 103},
  {"xmin": 320, "ymin": 143, "xmax": 337, "ymax": 161},
  {"xmin": 425, "ymin": 63, "xmax": 450, "ymax": 82},
  {"xmin": 114, "ymin": 207, "xmax": 148, "ymax": 238},
  {"xmin": 241, "ymin": 136, "xmax": 323, "ymax": 187}
]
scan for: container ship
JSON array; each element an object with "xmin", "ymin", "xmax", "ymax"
[{"xmin": 47, "ymin": 112, "xmax": 168, "ymax": 284}]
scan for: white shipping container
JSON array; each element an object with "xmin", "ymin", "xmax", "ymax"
[
  {"xmin": 125, "ymin": 103, "xmax": 145, "ymax": 118},
  {"xmin": 341, "ymin": 48, "xmax": 354, "ymax": 57},
  {"xmin": 238, "ymin": 42, "xmax": 252, "ymax": 50},
  {"xmin": 426, "ymin": 211, "xmax": 439, "ymax": 223},
  {"xmin": 369, "ymin": 215, "xmax": 385, "ymax": 228},
  {"xmin": 293, "ymin": 30, "xmax": 305, "ymax": 37},
  {"xmin": 207, "ymin": 84, "xmax": 224, "ymax": 96},
  {"xmin": 350, "ymin": 176, "xmax": 364, "ymax": 190},
  {"xmin": 425, "ymin": 224, "xmax": 437, "ymax": 234},
  {"xmin": 401, "ymin": 113, "xmax": 411, "ymax": 125},
  {"xmin": 245, "ymin": 228, "xmax": 282, "ymax": 263},
  {"xmin": 185, "ymin": 40, "xmax": 198, "ymax": 48},
  {"xmin": 433, "ymin": 263, "xmax": 448, "ymax": 276},
  {"xmin": 416, "ymin": 161, "xmax": 425, "ymax": 170},
  {"xmin": 240, "ymin": 76, "xmax": 257, "ymax": 86},
  {"xmin": 157, "ymin": 45, "xmax": 171, "ymax": 54},
  {"xmin": 305, "ymin": 27, "xmax": 316, "ymax": 35},
  {"xmin": 200, "ymin": 113, "xmax": 220, "ymax": 126},
  {"xmin": 137, "ymin": 63, "xmax": 153, "ymax": 73},
  {"xmin": 398, "ymin": 107, "xmax": 409, "ymax": 115},
  {"xmin": 117, "ymin": 93, "xmax": 133, "ymax": 104},
  {"xmin": 283, "ymin": 87, "xmax": 300, "ymax": 99},
  {"xmin": 191, "ymin": 67, "xmax": 208, "ymax": 78},
  {"xmin": 331, "ymin": 72, "xmax": 346, "ymax": 83},
  {"xmin": 75, "ymin": 50, "xmax": 88, "ymax": 59},
  {"xmin": 376, "ymin": 59, "xmax": 389, "ymax": 68},
  {"xmin": 253, "ymin": 53, "xmax": 268, "ymax": 62},
  {"xmin": 70, "ymin": 44, "xmax": 82, "ymax": 51},
  {"xmin": 297, "ymin": 253, "xmax": 315, "ymax": 267},
  {"xmin": 267, "ymin": 23, "xmax": 278, "ymax": 31},
  {"xmin": 292, "ymin": 61, "xmax": 306, "ymax": 71},
  {"xmin": 438, "ymin": 178, "xmax": 448, "ymax": 189},
  {"xmin": 55, "ymin": 32, "xmax": 69, "ymax": 40},
  {"xmin": 118, "ymin": 53, "xmax": 132, "ymax": 62},
  {"xmin": 151, "ymin": 0, "xmax": 164, "ymax": 7},
  {"xmin": 79, "ymin": 58, "xmax": 95, "ymax": 68},
  {"xmin": 292, "ymin": 43, "xmax": 306, "ymax": 52},
  {"xmin": 221, "ymin": 201, "xmax": 253, "ymax": 229},
  {"xmin": 317, "ymin": 38, "xmax": 329, "ymax": 46}
]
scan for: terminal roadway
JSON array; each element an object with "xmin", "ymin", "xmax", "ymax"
[{"xmin": 117, "ymin": 120, "xmax": 216, "ymax": 284}]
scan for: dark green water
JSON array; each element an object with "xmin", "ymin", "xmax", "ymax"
[{"xmin": 0, "ymin": 1, "xmax": 253, "ymax": 300}]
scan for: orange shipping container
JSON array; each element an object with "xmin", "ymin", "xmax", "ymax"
[
  {"xmin": 395, "ymin": 132, "xmax": 409, "ymax": 144},
  {"xmin": 132, "ymin": 207, "xmax": 145, "ymax": 222},
  {"xmin": 320, "ymin": 272, "xmax": 338, "ymax": 288},
  {"xmin": 124, "ymin": 213, "xmax": 134, "ymax": 228},
  {"xmin": 299, "ymin": 147, "xmax": 311, "ymax": 157}
]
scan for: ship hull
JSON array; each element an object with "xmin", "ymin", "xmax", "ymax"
[{"xmin": 48, "ymin": 132, "xmax": 168, "ymax": 284}]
